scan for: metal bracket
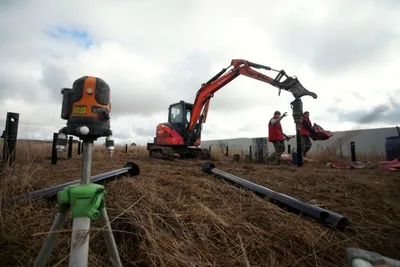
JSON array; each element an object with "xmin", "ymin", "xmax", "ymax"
[{"xmin": 57, "ymin": 183, "xmax": 106, "ymax": 220}]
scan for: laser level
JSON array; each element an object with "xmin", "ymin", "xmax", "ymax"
[
  {"xmin": 56, "ymin": 76, "xmax": 114, "ymax": 156},
  {"xmin": 35, "ymin": 76, "xmax": 123, "ymax": 267}
]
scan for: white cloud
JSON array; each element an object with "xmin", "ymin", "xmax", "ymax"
[{"xmin": 1, "ymin": 0, "xmax": 399, "ymax": 146}]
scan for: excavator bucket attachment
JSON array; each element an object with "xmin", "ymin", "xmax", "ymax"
[{"xmin": 279, "ymin": 76, "xmax": 318, "ymax": 99}]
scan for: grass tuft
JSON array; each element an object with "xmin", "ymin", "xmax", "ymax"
[{"xmin": 0, "ymin": 140, "xmax": 399, "ymax": 266}]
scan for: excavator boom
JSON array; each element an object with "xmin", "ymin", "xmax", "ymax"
[{"xmin": 188, "ymin": 59, "xmax": 317, "ymax": 134}]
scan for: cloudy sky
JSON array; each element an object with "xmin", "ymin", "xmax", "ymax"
[{"xmin": 1, "ymin": 0, "xmax": 399, "ymax": 145}]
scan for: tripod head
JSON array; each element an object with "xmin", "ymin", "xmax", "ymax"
[{"xmin": 56, "ymin": 76, "xmax": 114, "ymax": 156}]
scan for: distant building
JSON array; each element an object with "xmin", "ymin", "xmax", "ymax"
[{"xmin": 200, "ymin": 126, "xmax": 399, "ymax": 158}]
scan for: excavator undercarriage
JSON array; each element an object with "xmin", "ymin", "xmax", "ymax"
[{"xmin": 148, "ymin": 145, "xmax": 211, "ymax": 160}]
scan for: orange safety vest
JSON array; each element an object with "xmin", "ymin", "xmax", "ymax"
[
  {"xmin": 268, "ymin": 115, "xmax": 284, "ymax": 142},
  {"xmin": 300, "ymin": 116, "xmax": 312, "ymax": 136}
]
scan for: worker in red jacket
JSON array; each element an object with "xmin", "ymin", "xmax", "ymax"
[
  {"xmin": 267, "ymin": 111, "xmax": 290, "ymax": 165},
  {"xmin": 300, "ymin": 111, "xmax": 315, "ymax": 157}
]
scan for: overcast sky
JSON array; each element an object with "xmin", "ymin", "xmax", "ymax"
[{"xmin": 1, "ymin": 0, "xmax": 399, "ymax": 145}]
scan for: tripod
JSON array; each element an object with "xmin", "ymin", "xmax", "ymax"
[{"xmin": 34, "ymin": 140, "xmax": 122, "ymax": 267}]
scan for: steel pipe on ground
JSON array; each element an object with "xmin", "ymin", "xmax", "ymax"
[
  {"xmin": 201, "ymin": 161, "xmax": 350, "ymax": 230},
  {"xmin": 8, "ymin": 162, "xmax": 140, "ymax": 204}
]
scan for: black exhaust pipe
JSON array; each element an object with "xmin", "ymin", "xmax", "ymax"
[
  {"xmin": 8, "ymin": 162, "xmax": 140, "ymax": 204},
  {"xmin": 201, "ymin": 161, "xmax": 349, "ymax": 230}
]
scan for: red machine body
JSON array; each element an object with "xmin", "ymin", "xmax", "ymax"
[{"xmin": 147, "ymin": 59, "xmax": 317, "ymax": 159}]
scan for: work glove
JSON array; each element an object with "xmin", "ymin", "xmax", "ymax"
[{"xmin": 281, "ymin": 112, "xmax": 288, "ymax": 118}]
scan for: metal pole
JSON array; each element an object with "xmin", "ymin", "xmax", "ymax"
[
  {"xmin": 78, "ymin": 141, "xmax": 81, "ymax": 155},
  {"xmin": 125, "ymin": 144, "xmax": 128, "ymax": 153},
  {"xmin": 2, "ymin": 112, "xmax": 19, "ymax": 166},
  {"xmin": 201, "ymin": 161, "xmax": 350, "ymax": 230},
  {"xmin": 10, "ymin": 162, "xmax": 140, "ymax": 203},
  {"xmin": 69, "ymin": 218, "xmax": 91, "ymax": 267},
  {"xmin": 34, "ymin": 212, "xmax": 68, "ymax": 266},
  {"xmin": 296, "ymin": 130, "xmax": 302, "ymax": 165},
  {"xmin": 69, "ymin": 140, "xmax": 93, "ymax": 266},
  {"xmin": 291, "ymin": 98, "xmax": 304, "ymax": 167},
  {"xmin": 99, "ymin": 207, "xmax": 123, "ymax": 266},
  {"xmin": 51, "ymin": 133, "xmax": 58, "ymax": 165},
  {"xmin": 68, "ymin": 136, "xmax": 73, "ymax": 159},
  {"xmin": 81, "ymin": 141, "xmax": 93, "ymax": 185},
  {"xmin": 350, "ymin": 141, "xmax": 356, "ymax": 162},
  {"xmin": 346, "ymin": 247, "xmax": 400, "ymax": 267},
  {"xmin": 249, "ymin": 145, "xmax": 252, "ymax": 161}
]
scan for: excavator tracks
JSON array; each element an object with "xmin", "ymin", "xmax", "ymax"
[
  {"xmin": 148, "ymin": 146, "xmax": 211, "ymax": 160},
  {"xmin": 149, "ymin": 146, "xmax": 177, "ymax": 160},
  {"xmin": 187, "ymin": 147, "xmax": 212, "ymax": 160}
]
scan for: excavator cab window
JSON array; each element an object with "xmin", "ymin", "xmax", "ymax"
[
  {"xmin": 169, "ymin": 104, "xmax": 184, "ymax": 123},
  {"xmin": 169, "ymin": 102, "xmax": 193, "ymax": 125},
  {"xmin": 185, "ymin": 108, "xmax": 191, "ymax": 125}
]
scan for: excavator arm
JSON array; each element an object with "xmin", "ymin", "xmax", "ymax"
[{"xmin": 188, "ymin": 59, "xmax": 318, "ymax": 134}]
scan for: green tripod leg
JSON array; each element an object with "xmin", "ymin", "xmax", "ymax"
[
  {"xmin": 34, "ymin": 183, "xmax": 122, "ymax": 267},
  {"xmin": 60, "ymin": 183, "xmax": 122, "ymax": 267},
  {"xmin": 34, "ymin": 210, "xmax": 69, "ymax": 267}
]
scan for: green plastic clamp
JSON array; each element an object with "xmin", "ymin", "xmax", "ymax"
[{"xmin": 57, "ymin": 183, "xmax": 106, "ymax": 220}]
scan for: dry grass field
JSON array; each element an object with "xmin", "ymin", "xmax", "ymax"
[{"xmin": 1, "ymin": 140, "xmax": 400, "ymax": 267}]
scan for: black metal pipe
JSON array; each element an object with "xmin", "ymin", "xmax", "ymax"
[
  {"xmin": 296, "ymin": 130, "xmax": 303, "ymax": 166},
  {"xmin": 8, "ymin": 162, "xmax": 140, "ymax": 204},
  {"xmin": 51, "ymin": 133, "xmax": 58, "ymax": 165},
  {"xmin": 249, "ymin": 145, "xmax": 252, "ymax": 161},
  {"xmin": 291, "ymin": 98, "xmax": 304, "ymax": 167},
  {"xmin": 77, "ymin": 141, "xmax": 81, "ymax": 155},
  {"xmin": 2, "ymin": 112, "xmax": 19, "ymax": 166},
  {"xmin": 80, "ymin": 141, "xmax": 83, "ymax": 153},
  {"xmin": 350, "ymin": 141, "xmax": 356, "ymax": 162},
  {"xmin": 67, "ymin": 136, "xmax": 73, "ymax": 159},
  {"xmin": 201, "ymin": 161, "xmax": 350, "ymax": 230}
]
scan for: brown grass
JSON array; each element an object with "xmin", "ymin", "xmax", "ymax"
[{"xmin": 1, "ymin": 140, "xmax": 400, "ymax": 267}]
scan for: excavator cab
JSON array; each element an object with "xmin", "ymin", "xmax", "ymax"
[
  {"xmin": 147, "ymin": 100, "xmax": 209, "ymax": 160},
  {"xmin": 167, "ymin": 101, "xmax": 194, "ymax": 144}
]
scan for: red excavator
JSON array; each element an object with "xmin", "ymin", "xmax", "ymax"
[{"xmin": 147, "ymin": 59, "xmax": 317, "ymax": 160}]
